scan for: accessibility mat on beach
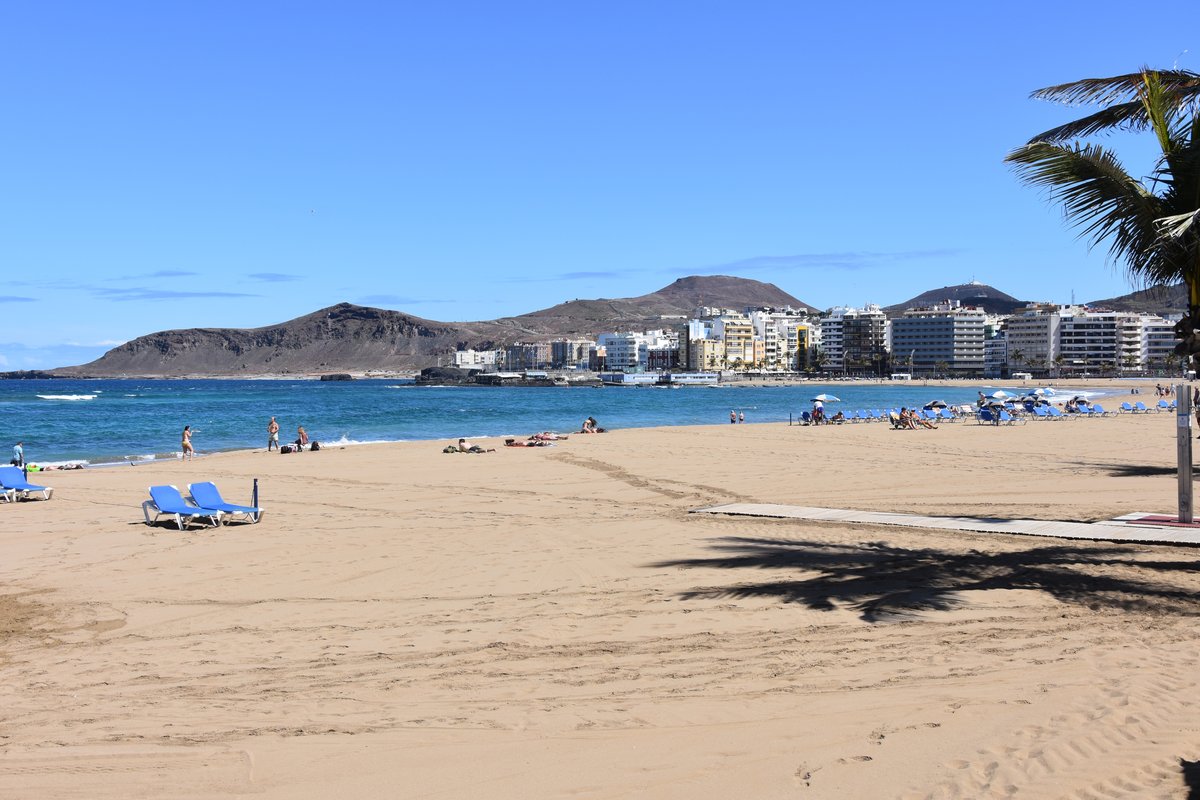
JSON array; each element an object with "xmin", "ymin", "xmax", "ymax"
[{"xmin": 691, "ymin": 503, "xmax": 1200, "ymax": 546}]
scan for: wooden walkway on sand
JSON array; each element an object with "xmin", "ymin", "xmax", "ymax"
[{"xmin": 691, "ymin": 503, "xmax": 1200, "ymax": 546}]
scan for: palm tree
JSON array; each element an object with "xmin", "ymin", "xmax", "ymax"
[{"xmin": 1006, "ymin": 68, "xmax": 1200, "ymax": 364}]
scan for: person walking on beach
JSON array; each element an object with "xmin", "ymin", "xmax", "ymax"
[
  {"xmin": 267, "ymin": 416, "xmax": 280, "ymax": 451},
  {"xmin": 181, "ymin": 426, "xmax": 195, "ymax": 461},
  {"xmin": 11, "ymin": 441, "xmax": 23, "ymax": 468}
]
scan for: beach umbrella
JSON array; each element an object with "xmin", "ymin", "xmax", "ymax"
[
  {"xmin": 811, "ymin": 394, "xmax": 841, "ymax": 402},
  {"xmin": 923, "ymin": 400, "xmax": 947, "ymax": 409},
  {"xmin": 988, "ymin": 390, "xmax": 1011, "ymax": 399}
]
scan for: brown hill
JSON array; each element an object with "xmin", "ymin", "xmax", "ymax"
[
  {"xmin": 503, "ymin": 275, "xmax": 814, "ymax": 335},
  {"xmin": 883, "ymin": 282, "xmax": 1026, "ymax": 316},
  {"xmin": 58, "ymin": 275, "xmax": 813, "ymax": 376},
  {"xmin": 1086, "ymin": 283, "xmax": 1186, "ymax": 315}
]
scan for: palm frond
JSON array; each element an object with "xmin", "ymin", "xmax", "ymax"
[
  {"xmin": 1028, "ymin": 101, "xmax": 1148, "ymax": 143},
  {"xmin": 1006, "ymin": 142, "xmax": 1164, "ymax": 279},
  {"xmin": 1029, "ymin": 69, "xmax": 1200, "ymax": 142},
  {"xmin": 1031, "ymin": 68, "xmax": 1200, "ymax": 107}
]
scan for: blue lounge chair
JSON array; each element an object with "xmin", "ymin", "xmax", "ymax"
[
  {"xmin": 997, "ymin": 409, "xmax": 1024, "ymax": 425},
  {"xmin": 1157, "ymin": 400, "xmax": 1170, "ymax": 412},
  {"xmin": 143, "ymin": 485, "xmax": 222, "ymax": 530},
  {"xmin": 188, "ymin": 482, "xmax": 263, "ymax": 524},
  {"xmin": 938, "ymin": 408, "xmax": 956, "ymax": 422},
  {"xmin": 1044, "ymin": 406, "xmax": 1065, "ymax": 419},
  {"xmin": 977, "ymin": 408, "xmax": 996, "ymax": 424},
  {"xmin": 799, "ymin": 411, "xmax": 812, "ymax": 425},
  {"xmin": 1119, "ymin": 402, "xmax": 1135, "ymax": 413},
  {"xmin": 1091, "ymin": 404, "xmax": 1114, "ymax": 417},
  {"xmin": 0, "ymin": 466, "xmax": 53, "ymax": 500},
  {"xmin": 1135, "ymin": 402, "xmax": 1151, "ymax": 413}
]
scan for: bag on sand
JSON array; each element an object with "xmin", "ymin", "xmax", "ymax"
[
  {"xmin": 280, "ymin": 444, "xmax": 295, "ymax": 454},
  {"xmin": 310, "ymin": 441, "xmax": 321, "ymax": 451}
]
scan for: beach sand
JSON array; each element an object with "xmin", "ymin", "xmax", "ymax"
[{"xmin": 3, "ymin": 410, "xmax": 1200, "ymax": 798}]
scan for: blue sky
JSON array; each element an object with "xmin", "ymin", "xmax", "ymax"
[{"xmin": 1, "ymin": 2, "xmax": 1197, "ymax": 369}]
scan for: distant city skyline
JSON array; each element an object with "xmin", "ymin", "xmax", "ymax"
[{"xmin": 2, "ymin": 2, "xmax": 1197, "ymax": 369}]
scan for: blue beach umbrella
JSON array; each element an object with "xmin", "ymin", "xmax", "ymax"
[{"xmin": 811, "ymin": 394, "xmax": 841, "ymax": 402}]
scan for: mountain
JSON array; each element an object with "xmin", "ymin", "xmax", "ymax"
[
  {"xmin": 502, "ymin": 275, "xmax": 814, "ymax": 335},
  {"xmin": 883, "ymin": 281, "xmax": 1026, "ymax": 316},
  {"xmin": 56, "ymin": 275, "xmax": 812, "ymax": 376},
  {"xmin": 1086, "ymin": 283, "xmax": 1186, "ymax": 315}
]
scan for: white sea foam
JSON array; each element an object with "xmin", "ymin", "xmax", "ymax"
[
  {"xmin": 36, "ymin": 394, "xmax": 97, "ymax": 401},
  {"xmin": 319, "ymin": 435, "xmax": 397, "ymax": 447}
]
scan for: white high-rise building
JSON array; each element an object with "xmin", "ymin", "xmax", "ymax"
[{"xmin": 819, "ymin": 305, "xmax": 887, "ymax": 374}]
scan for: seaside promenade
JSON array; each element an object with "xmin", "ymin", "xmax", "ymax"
[{"xmin": 2, "ymin": 410, "xmax": 1199, "ymax": 798}]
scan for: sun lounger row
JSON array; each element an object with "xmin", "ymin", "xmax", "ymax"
[
  {"xmin": 1120, "ymin": 401, "xmax": 1176, "ymax": 414},
  {"xmin": 803, "ymin": 408, "xmax": 963, "ymax": 425},
  {"xmin": 0, "ymin": 466, "xmax": 52, "ymax": 502},
  {"xmin": 142, "ymin": 483, "xmax": 264, "ymax": 530}
]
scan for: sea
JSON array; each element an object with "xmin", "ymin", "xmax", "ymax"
[{"xmin": 0, "ymin": 378, "xmax": 1119, "ymax": 467}]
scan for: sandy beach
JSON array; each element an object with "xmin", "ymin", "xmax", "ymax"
[{"xmin": 3, "ymin": 409, "xmax": 1200, "ymax": 798}]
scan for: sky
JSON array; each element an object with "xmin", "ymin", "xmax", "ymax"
[{"xmin": 2, "ymin": 1, "xmax": 1198, "ymax": 369}]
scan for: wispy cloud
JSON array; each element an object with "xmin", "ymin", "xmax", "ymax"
[
  {"xmin": 248, "ymin": 272, "xmax": 302, "ymax": 283},
  {"xmin": 500, "ymin": 269, "xmax": 641, "ymax": 283},
  {"xmin": 92, "ymin": 287, "xmax": 258, "ymax": 301},
  {"xmin": 105, "ymin": 269, "xmax": 199, "ymax": 281},
  {"xmin": 356, "ymin": 294, "xmax": 426, "ymax": 306},
  {"xmin": 0, "ymin": 295, "xmax": 36, "ymax": 303},
  {"xmin": 695, "ymin": 250, "xmax": 963, "ymax": 273}
]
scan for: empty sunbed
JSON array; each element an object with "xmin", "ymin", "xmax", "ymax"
[
  {"xmin": 1090, "ymin": 404, "xmax": 1114, "ymax": 416},
  {"xmin": 997, "ymin": 409, "xmax": 1024, "ymax": 425},
  {"xmin": 1135, "ymin": 402, "xmax": 1151, "ymax": 413},
  {"xmin": 143, "ymin": 485, "xmax": 222, "ymax": 530},
  {"xmin": 188, "ymin": 482, "xmax": 263, "ymax": 524},
  {"xmin": 0, "ymin": 466, "xmax": 53, "ymax": 500}
]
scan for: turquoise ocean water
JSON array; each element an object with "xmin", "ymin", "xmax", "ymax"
[{"xmin": 0, "ymin": 378, "xmax": 1116, "ymax": 466}]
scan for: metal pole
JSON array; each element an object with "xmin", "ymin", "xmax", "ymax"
[
  {"xmin": 1177, "ymin": 384, "xmax": 1193, "ymax": 523},
  {"xmin": 252, "ymin": 478, "xmax": 259, "ymax": 509}
]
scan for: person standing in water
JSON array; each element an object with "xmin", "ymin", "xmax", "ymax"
[
  {"xmin": 181, "ymin": 426, "xmax": 195, "ymax": 461},
  {"xmin": 267, "ymin": 416, "xmax": 280, "ymax": 451}
]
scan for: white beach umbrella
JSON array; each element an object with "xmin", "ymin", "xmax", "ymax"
[
  {"xmin": 811, "ymin": 394, "xmax": 841, "ymax": 402},
  {"xmin": 988, "ymin": 390, "xmax": 1011, "ymax": 399}
]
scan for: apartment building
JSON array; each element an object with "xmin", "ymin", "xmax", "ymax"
[
  {"xmin": 820, "ymin": 305, "xmax": 887, "ymax": 374},
  {"xmin": 890, "ymin": 302, "xmax": 986, "ymax": 376}
]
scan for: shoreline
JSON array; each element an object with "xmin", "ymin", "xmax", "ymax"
[{"xmin": 24, "ymin": 381, "xmax": 1147, "ymax": 471}]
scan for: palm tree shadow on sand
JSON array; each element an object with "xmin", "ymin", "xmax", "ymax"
[{"xmin": 650, "ymin": 537, "xmax": 1200, "ymax": 623}]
